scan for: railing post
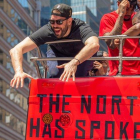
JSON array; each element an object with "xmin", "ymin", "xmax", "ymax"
[
  {"xmin": 118, "ymin": 37, "xmax": 124, "ymax": 75},
  {"xmin": 33, "ymin": 60, "xmax": 42, "ymax": 78},
  {"xmin": 30, "ymin": 36, "xmax": 140, "ymax": 78}
]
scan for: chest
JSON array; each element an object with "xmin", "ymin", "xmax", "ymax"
[{"xmin": 122, "ymin": 21, "xmax": 132, "ymax": 33}]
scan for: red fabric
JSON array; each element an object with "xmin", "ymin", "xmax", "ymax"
[{"xmin": 99, "ymin": 11, "xmax": 140, "ymax": 76}]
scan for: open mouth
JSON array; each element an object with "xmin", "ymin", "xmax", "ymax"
[
  {"xmin": 124, "ymin": 15, "xmax": 131, "ymax": 21},
  {"xmin": 54, "ymin": 28, "xmax": 61, "ymax": 35}
]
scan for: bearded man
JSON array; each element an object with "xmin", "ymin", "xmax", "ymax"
[{"xmin": 10, "ymin": 4, "xmax": 99, "ymax": 88}]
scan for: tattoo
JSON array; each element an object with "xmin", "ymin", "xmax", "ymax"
[{"xmin": 104, "ymin": 15, "xmax": 124, "ymax": 50}]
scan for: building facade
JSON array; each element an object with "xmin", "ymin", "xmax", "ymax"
[{"xmin": 0, "ymin": 0, "xmax": 40, "ymax": 140}]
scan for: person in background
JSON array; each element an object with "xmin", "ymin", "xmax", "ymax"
[
  {"xmin": 99, "ymin": 0, "xmax": 140, "ymax": 76},
  {"xmin": 46, "ymin": 47, "xmax": 59, "ymax": 77},
  {"xmin": 10, "ymin": 3, "xmax": 99, "ymax": 88},
  {"xmin": 89, "ymin": 51, "xmax": 109, "ymax": 76},
  {"xmin": 114, "ymin": 10, "xmax": 140, "ymax": 44}
]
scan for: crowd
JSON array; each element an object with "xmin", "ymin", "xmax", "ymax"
[{"xmin": 9, "ymin": 0, "xmax": 140, "ymax": 88}]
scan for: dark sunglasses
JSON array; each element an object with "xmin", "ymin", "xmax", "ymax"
[{"xmin": 49, "ymin": 19, "xmax": 67, "ymax": 25}]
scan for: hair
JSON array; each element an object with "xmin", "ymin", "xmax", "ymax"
[{"xmin": 117, "ymin": 0, "xmax": 136, "ymax": 2}]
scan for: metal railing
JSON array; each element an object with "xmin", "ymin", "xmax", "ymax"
[{"xmin": 30, "ymin": 35, "xmax": 140, "ymax": 78}]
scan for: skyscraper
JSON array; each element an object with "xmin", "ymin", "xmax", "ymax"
[
  {"xmin": 71, "ymin": 0, "xmax": 113, "ymax": 51},
  {"xmin": 0, "ymin": 0, "xmax": 40, "ymax": 139}
]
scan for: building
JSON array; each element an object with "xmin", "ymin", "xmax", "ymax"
[
  {"xmin": 71, "ymin": 0, "xmax": 114, "ymax": 51},
  {"xmin": 0, "ymin": 0, "xmax": 40, "ymax": 140},
  {"xmin": 110, "ymin": 0, "xmax": 117, "ymax": 11}
]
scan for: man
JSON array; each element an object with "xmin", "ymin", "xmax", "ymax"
[
  {"xmin": 10, "ymin": 4, "xmax": 99, "ymax": 88},
  {"xmin": 89, "ymin": 51, "xmax": 109, "ymax": 76},
  {"xmin": 99, "ymin": 0, "xmax": 140, "ymax": 76}
]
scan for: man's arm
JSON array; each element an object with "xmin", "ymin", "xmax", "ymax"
[
  {"xmin": 10, "ymin": 37, "xmax": 38, "ymax": 88},
  {"xmin": 123, "ymin": 23, "xmax": 140, "ymax": 36},
  {"xmin": 57, "ymin": 36, "xmax": 99, "ymax": 82},
  {"xmin": 114, "ymin": 23, "xmax": 140, "ymax": 48},
  {"xmin": 104, "ymin": 0, "xmax": 129, "ymax": 49}
]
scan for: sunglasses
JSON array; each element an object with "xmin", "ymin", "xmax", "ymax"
[{"xmin": 49, "ymin": 19, "xmax": 67, "ymax": 25}]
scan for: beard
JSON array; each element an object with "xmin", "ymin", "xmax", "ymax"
[
  {"xmin": 53, "ymin": 25, "xmax": 69, "ymax": 38},
  {"xmin": 124, "ymin": 15, "xmax": 131, "ymax": 21}
]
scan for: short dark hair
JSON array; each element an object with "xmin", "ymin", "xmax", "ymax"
[
  {"xmin": 118, "ymin": 0, "xmax": 137, "ymax": 4},
  {"xmin": 118, "ymin": 0, "xmax": 137, "ymax": 9},
  {"xmin": 118, "ymin": 0, "xmax": 136, "ymax": 1}
]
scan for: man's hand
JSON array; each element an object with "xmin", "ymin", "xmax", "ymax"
[
  {"xmin": 56, "ymin": 59, "xmax": 78, "ymax": 82},
  {"xmin": 93, "ymin": 61, "xmax": 105, "ymax": 75},
  {"xmin": 118, "ymin": 0, "xmax": 129, "ymax": 17},
  {"xmin": 114, "ymin": 39, "xmax": 120, "ymax": 49},
  {"xmin": 114, "ymin": 38, "xmax": 126, "ymax": 49},
  {"xmin": 10, "ymin": 72, "xmax": 33, "ymax": 88}
]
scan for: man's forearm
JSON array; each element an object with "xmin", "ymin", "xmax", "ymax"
[
  {"xmin": 104, "ymin": 14, "xmax": 124, "ymax": 49},
  {"xmin": 123, "ymin": 23, "xmax": 140, "ymax": 36},
  {"xmin": 10, "ymin": 47, "xmax": 23, "ymax": 74},
  {"xmin": 9, "ymin": 37, "xmax": 37, "ymax": 74},
  {"xmin": 74, "ymin": 42, "xmax": 99, "ymax": 64}
]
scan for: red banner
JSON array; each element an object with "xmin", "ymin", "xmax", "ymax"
[{"xmin": 26, "ymin": 77, "xmax": 140, "ymax": 140}]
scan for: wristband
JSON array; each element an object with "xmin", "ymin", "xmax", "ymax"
[{"xmin": 74, "ymin": 58, "xmax": 80, "ymax": 64}]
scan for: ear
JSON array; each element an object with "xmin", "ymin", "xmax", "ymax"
[{"xmin": 68, "ymin": 17, "xmax": 72, "ymax": 25}]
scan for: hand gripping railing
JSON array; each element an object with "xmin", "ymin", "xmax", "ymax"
[
  {"xmin": 31, "ymin": 39, "xmax": 81, "ymax": 78},
  {"xmin": 30, "ymin": 36, "xmax": 140, "ymax": 78}
]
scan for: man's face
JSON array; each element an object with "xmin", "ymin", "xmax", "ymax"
[
  {"xmin": 118, "ymin": 0, "xmax": 135, "ymax": 21},
  {"xmin": 125, "ymin": 3, "xmax": 135, "ymax": 20},
  {"xmin": 50, "ymin": 15, "xmax": 69, "ymax": 38}
]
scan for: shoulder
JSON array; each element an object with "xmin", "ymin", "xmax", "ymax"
[
  {"xmin": 100, "ymin": 11, "xmax": 117, "ymax": 26},
  {"xmin": 41, "ymin": 24, "xmax": 53, "ymax": 33},
  {"xmin": 70, "ymin": 18, "xmax": 97, "ymax": 43},
  {"xmin": 30, "ymin": 24, "xmax": 55, "ymax": 38},
  {"xmin": 28, "ymin": 24, "xmax": 56, "ymax": 46},
  {"xmin": 72, "ymin": 18, "xmax": 90, "ymax": 29},
  {"xmin": 72, "ymin": 18, "xmax": 86, "ymax": 26},
  {"xmin": 101, "ymin": 11, "xmax": 117, "ymax": 20},
  {"xmin": 71, "ymin": 18, "xmax": 93, "ymax": 32},
  {"xmin": 36, "ymin": 24, "xmax": 53, "ymax": 33}
]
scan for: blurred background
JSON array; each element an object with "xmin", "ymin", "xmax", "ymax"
[{"xmin": 0, "ymin": 0, "xmax": 117, "ymax": 140}]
